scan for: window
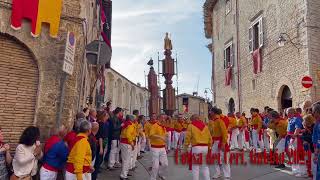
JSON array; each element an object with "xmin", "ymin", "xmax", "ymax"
[
  {"xmin": 249, "ymin": 17, "xmax": 264, "ymax": 53},
  {"xmin": 225, "ymin": 0, "xmax": 231, "ymax": 15},
  {"xmin": 224, "ymin": 42, "xmax": 234, "ymax": 69},
  {"xmin": 252, "ymin": 79, "xmax": 256, "ymax": 90}
]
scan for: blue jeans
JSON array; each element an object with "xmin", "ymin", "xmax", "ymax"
[
  {"xmin": 316, "ymin": 154, "xmax": 320, "ymax": 180},
  {"xmin": 92, "ymin": 149, "xmax": 104, "ymax": 180}
]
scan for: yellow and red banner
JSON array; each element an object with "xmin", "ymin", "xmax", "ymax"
[{"xmin": 11, "ymin": 0, "xmax": 63, "ymax": 38}]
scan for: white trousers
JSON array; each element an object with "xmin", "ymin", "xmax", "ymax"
[
  {"xmin": 130, "ymin": 141, "xmax": 138, "ymax": 169},
  {"xmin": 173, "ymin": 131, "xmax": 181, "ymax": 149},
  {"xmin": 140, "ymin": 135, "xmax": 146, "ymax": 152},
  {"xmin": 230, "ymin": 128, "xmax": 239, "ymax": 149},
  {"xmin": 151, "ymin": 147, "xmax": 168, "ymax": 180},
  {"xmin": 191, "ymin": 146, "xmax": 210, "ymax": 180},
  {"xmin": 237, "ymin": 130, "xmax": 245, "ymax": 149},
  {"xmin": 212, "ymin": 141, "xmax": 230, "ymax": 178},
  {"xmin": 40, "ymin": 167, "xmax": 58, "ymax": 180},
  {"xmin": 65, "ymin": 171, "xmax": 91, "ymax": 180},
  {"xmin": 137, "ymin": 138, "xmax": 142, "ymax": 156},
  {"xmin": 275, "ymin": 138, "xmax": 285, "ymax": 154},
  {"xmin": 109, "ymin": 140, "xmax": 120, "ymax": 168},
  {"xmin": 120, "ymin": 143, "xmax": 132, "ymax": 178},
  {"xmin": 263, "ymin": 129, "xmax": 270, "ymax": 151},
  {"xmin": 252, "ymin": 129, "xmax": 264, "ymax": 150},
  {"xmin": 166, "ymin": 131, "xmax": 172, "ymax": 150}
]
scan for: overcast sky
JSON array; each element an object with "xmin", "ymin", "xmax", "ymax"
[{"xmin": 111, "ymin": 0, "xmax": 212, "ymax": 99}]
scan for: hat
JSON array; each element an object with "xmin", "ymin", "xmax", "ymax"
[{"xmin": 126, "ymin": 115, "xmax": 135, "ymax": 121}]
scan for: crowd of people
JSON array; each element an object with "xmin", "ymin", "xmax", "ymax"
[{"xmin": 0, "ymin": 100, "xmax": 319, "ymax": 180}]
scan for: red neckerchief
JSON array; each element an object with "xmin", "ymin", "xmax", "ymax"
[
  {"xmin": 122, "ymin": 120, "xmax": 132, "ymax": 129},
  {"xmin": 192, "ymin": 120, "xmax": 205, "ymax": 131}
]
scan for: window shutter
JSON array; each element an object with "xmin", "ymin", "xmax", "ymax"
[
  {"xmin": 231, "ymin": 44, "xmax": 234, "ymax": 67},
  {"xmin": 224, "ymin": 48, "xmax": 226, "ymax": 69},
  {"xmin": 259, "ymin": 17, "xmax": 264, "ymax": 48},
  {"xmin": 249, "ymin": 26, "xmax": 253, "ymax": 53}
]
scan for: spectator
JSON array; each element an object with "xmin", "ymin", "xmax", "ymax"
[
  {"xmin": 312, "ymin": 103, "xmax": 320, "ymax": 180},
  {"xmin": 92, "ymin": 111, "xmax": 109, "ymax": 180},
  {"xmin": 83, "ymin": 108, "xmax": 90, "ymax": 119},
  {"xmin": 0, "ymin": 127, "xmax": 12, "ymax": 180},
  {"xmin": 301, "ymin": 115, "xmax": 316, "ymax": 178},
  {"xmin": 40, "ymin": 125, "xmax": 69, "ymax": 180},
  {"xmin": 12, "ymin": 126, "xmax": 42, "ymax": 180},
  {"xmin": 65, "ymin": 117, "xmax": 86, "ymax": 149},
  {"xmin": 66, "ymin": 120, "xmax": 93, "ymax": 180},
  {"xmin": 89, "ymin": 122, "xmax": 99, "ymax": 164},
  {"xmin": 108, "ymin": 107, "xmax": 123, "ymax": 170},
  {"xmin": 89, "ymin": 109, "xmax": 97, "ymax": 122}
]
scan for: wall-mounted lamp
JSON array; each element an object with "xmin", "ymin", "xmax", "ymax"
[{"xmin": 277, "ymin": 33, "xmax": 305, "ymax": 50}]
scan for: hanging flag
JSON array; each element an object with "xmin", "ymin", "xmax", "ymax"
[
  {"xmin": 252, "ymin": 48, "xmax": 262, "ymax": 74},
  {"xmin": 100, "ymin": 0, "xmax": 112, "ymax": 48},
  {"xmin": 225, "ymin": 66, "xmax": 232, "ymax": 86},
  {"xmin": 100, "ymin": 65, "xmax": 106, "ymax": 95}
]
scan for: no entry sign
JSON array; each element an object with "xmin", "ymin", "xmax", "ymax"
[{"xmin": 302, "ymin": 76, "xmax": 313, "ymax": 88}]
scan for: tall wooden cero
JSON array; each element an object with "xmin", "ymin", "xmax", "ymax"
[
  {"xmin": 162, "ymin": 33, "xmax": 176, "ymax": 116},
  {"xmin": 147, "ymin": 59, "xmax": 159, "ymax": 116}
]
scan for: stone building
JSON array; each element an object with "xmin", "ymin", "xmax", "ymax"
[
  {"xmin": 177, "ymin": 93, "xmax": 209, "ymax": 121},
  {"xmin": 0, "ymin": 0, "xmax": 101, "ymax": 144},
  {"xmin": 105, "ymin": 68, "xmax": 149, "ymax": 116},
  {"xmin": 203, "ymin": 0, "xmax": 320, "ymax": 114}
]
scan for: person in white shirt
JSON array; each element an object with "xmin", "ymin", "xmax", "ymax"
[{"xmin": 12, "ymin": 126, "xmax": 43, "ymax": 179}]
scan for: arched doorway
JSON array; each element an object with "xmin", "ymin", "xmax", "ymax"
[
  {"xmin": 280, "ymin": 85, "xmax": 292, "ymax": 110},
  {"xmin": 228, "ymin": 98, "xmax": 235, "ymax": 114},
  {"xmin": 0, "ymin": 34, "xmax": 39, "ymax": 145}
]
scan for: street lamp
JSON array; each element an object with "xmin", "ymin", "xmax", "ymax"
[{"xmin": 277, "ymin": 33, "xmax": 306, "ymax": 50}]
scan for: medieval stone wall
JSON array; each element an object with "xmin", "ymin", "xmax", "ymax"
[{"xmin": 210, "ymin": 0, "xmax": 315, "ymax": 113}]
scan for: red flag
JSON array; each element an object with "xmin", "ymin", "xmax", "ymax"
[
  {"xmin": 100, "ymin": 0, "xmax": 112, "ymax": 48},
  {"xmin": 252, "ymin": 48, "xmax": 262, "ymax": 74},
  {"xmin": 225, "ymin": 66, "xmax": 232, "ymax": 86}
]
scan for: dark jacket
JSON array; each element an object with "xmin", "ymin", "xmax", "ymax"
[
  {"xmin": 301, "ymin": 124, "xmax": 314, "ymax": 153},
  {"xmin": 109, "ymin": 115, "xmax": 122, "ymax": 140}
]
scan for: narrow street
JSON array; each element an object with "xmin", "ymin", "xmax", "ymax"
[{"xmin": 99, "ymin": 151, "xmax": 301, "ymax": 180}]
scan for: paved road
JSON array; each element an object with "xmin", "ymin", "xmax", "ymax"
[{"xmin": 99, "ymin": 151, "xmax": 303, "ymax": 180}]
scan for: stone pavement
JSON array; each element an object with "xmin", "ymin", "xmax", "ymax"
[{"xmin": 98, "ymin": 151, "xmax": 304, "ymax": 180}]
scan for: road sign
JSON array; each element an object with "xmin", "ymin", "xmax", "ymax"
[
  {"xmin": 63, "ymin": 32, "xmax": 76, "ymax": 75},
  {"xmin": 302, "ymin": 76, "xmax": 313, "ymax": 88}
]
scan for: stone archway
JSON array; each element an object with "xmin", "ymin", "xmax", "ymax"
[
  {"xmin": 0, "ymin": 34, "xmax": 39, "ymax": 145},
  {"xmin": 278, "ymin": 85, "xmax": 292, "ymax": 112},
  {"xmin": 228, "ymin": 98, "xmax": 235, "ymax": 114},
  {"xmin": 116, "ymin": 78, "xmax": 123, "ymax": 107}
]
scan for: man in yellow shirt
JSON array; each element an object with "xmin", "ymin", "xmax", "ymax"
[
  {"xmin": 236, "ymin": 112, "xmax": 247, "ymax": 151},
  {"xmin": 268, "ymin": 111, "xmax": 288, "ymax": 169},
  {"xmin": 165, "ymin": 117, "xmax": 174, "ymax": 151},
  {"xmin": 66, "ymin": 120, "xmax": 93, "ymax": 180},
  {"xmin": 149, "ymin": 113, "xmax": 168, "ymax": 180},
  {"xmin": 250, "ymin": 108, "xmax": 264, "ymax": 152},
  {"xmin": 130, "ymin": 110, "xmax": 140, "ymax": 171},
  {"xmin": 228, "ymin": 113, "xmax": 239, "ymax": 150},
  {"xmin": 119, "ymin": 115, "xmax": 136, "ymax": 180},
  {"xmin": 208, "ymin": 108, "xmax": 230, "ymax": 179},
  {"xmin": 173, "ymin": 114, "xmax": 185, "ymax": 150},
  {"xmin": 184, "ymin": 114, "xmax": 212, "ymax": 180}
]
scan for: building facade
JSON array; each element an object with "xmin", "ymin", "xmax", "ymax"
[
  {"xmin": 0, "ymin": 0, "xmax": 101, "ymax": 144},
  {"xmin": 177, "ymin": 93, "xmax": 209, "ymax": 121},
  {"xmin": 204, "ymin": 0, "xmax": 320, "ymax": 114},
  {"xmin": 105, "ymin": 68, "xmax": 149, "ymax": 116}
]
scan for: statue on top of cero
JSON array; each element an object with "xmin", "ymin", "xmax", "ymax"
[{"xmin": 164, "ymin": 32, "xmax": 172, "ymax": 51}]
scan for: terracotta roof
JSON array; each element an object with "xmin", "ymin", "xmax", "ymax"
[{"xmin": 203, "ymin": 0, "xmax": 218, "ymax": 39}]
